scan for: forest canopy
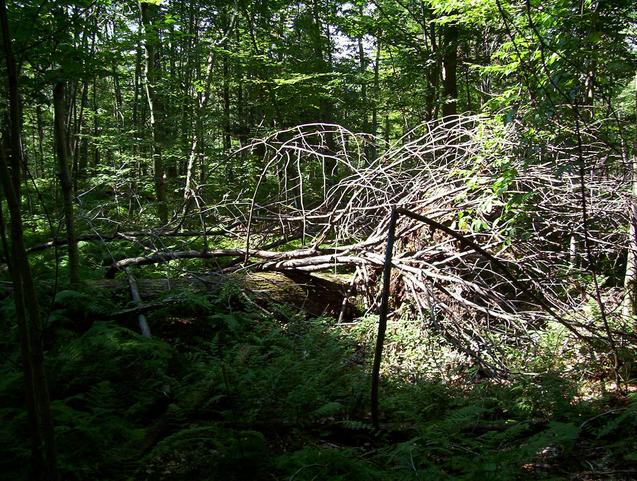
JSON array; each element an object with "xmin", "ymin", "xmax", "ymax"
[{"xmin": 1, "ymin": 0, "xmax": 637, "ymax": 480}]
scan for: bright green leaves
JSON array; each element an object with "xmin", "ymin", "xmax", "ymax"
[
  {"xmin": 273, "ymin": 71, "xmax": 339, "ymax": 87},
  {"xmin": 483, "ymin": 0, "xmax": 636, "ymax": 126}
]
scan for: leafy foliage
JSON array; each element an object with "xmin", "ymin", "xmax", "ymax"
[
  {"xmin": 2, "ymin": 286, "xmax": 637, "ymax": 480},
  {"xmin": 1, "ymin": 0, "xmax": 637, "ymax": 479}
]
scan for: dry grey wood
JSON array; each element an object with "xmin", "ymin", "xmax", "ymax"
[{"xmin": 126, "ymin": 272, "xmax": 151, "ymax": 338}]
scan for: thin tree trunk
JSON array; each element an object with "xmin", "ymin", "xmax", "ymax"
[
  {"xmin": 237, "ymin": 79, "xmax": 247, "ymax": 149},
  {"xmin": 358, "ymin": 34, "xmax": 368, "ymax": 133},
  {"xmin": 184, "ymin": 51, "xmax": 214, "ymax": 202},
  {"xmin": 36, "ymin": 105, "xmax": 45, "ymax": 178},
  {"xmin": 133, "ymin": 34, "xmax": 142, "ymax": 135},
  {"xmin": 623, "ymin": 73, "xmax": 637, "ymax": 322},
  {"xmin": 223, "ymin": 56, "xmax": 231, "ymax": 152},
  {"xmin": 370, "ymin": 37, "xmax": 381, "ymax": 161},
  {"xmin": 139, "ymin": 0, "xmax": 168, "ymax": 223},
  {"xmin": 424, "ymin": 19, "xmax": 440, "ymax": 120},
  {"xmin": 133, "ymin": 27, "xmax": 143, "ymax": 181},
  {"xmin": 72, "ymin": 79, "xmax": 89, "ymax": 195},
  {"xmin": 91, "ymin": 76, "xmax": 100, "ymax": 169},
  {"xmin": 384, "ymin": 114, "xmax": 390, "ymax": 146},
  {"xmin": 0, "ymin": 1, "xmax": 58, "ymax": 478},
  {"xmin": 53, "ymin": 81, "xmax": 81, "ymax": 284},
  {"xmin": 441, "ymin": 24, "xmax": 458, "ymax": 118},
  {"xmin": 371, "ymin": 206, "xmax": 398, "ymax": 429}
]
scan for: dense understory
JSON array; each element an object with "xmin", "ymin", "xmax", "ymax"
[
  {"xmin": 2, "ymin": 278, "xmax": 637, "ymax": 481},
  {"xmin": 1, "ymin": 1, "xmax": 636, "ymax": 479}
]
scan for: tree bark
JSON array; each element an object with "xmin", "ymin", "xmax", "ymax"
[
  {"xmin": 371, "ymin": 207, "xmax": 398, "ymax": 429},
  {"xmin": 184, "ymin": 51, "xmax": 214, "ymax": 203},
  {"xmin": 0, "ymin": 1, "xmax": 58, "ymax": 478},
  {"xmin": 127, "ymin": 273, "xmax": 152, "ymax": 338},
  {"xmin": 623, "ymin": 72, "xmax": 637, "ymax": 322},
  {"xmin": 370, "ymin": 37, "xmax": 381, "ymax": 161},
  {"xmin": 424, "ymin": 16, "xmax": 440, "ymax": 120},
  {"xmin": 223, "ymin": 55, "xmax": 231, "ymax": 152},
  {"xmin": 91, "ymin": 75, "xmax": 100, "ymax": 169},
  {"xmin": 441, "ymin": 24, "xmax": 458, "ymax": 118},
  {"xmin": 53, "ymin": 81, "xmax": 81, "ymax": 284},
  {"xmin": 72, "ymin": 78, "xmax": 89, "ymax": 194},
  {"xmin": 139, "ymin": 0, "xmax": 168, "ymax": 223}
]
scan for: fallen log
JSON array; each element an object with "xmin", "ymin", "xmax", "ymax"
[
  {"xmin": 94, "ymin": 271, "xmax": 358, "ymax": 320},
  {"xmin": 104, "ymin": 247, "xmax": 353, "ymax": 278}
]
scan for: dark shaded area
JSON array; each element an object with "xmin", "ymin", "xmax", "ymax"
[{"xmin": 2, "ymin": 286, "xmax": 637, "ymax": 481}]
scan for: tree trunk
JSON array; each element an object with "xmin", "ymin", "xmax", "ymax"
[
  {"xmin": 223, "ymin": 56, "xmax": 231, "ymax": 152},
  {"xmin": 370, "ymin": 37, "xmax": 381, "ymax": 161},
  {"xmin": 53, "ymin": 81, "xmax": 81, "ymax": 285},
  {"xmin": 184, "ymin": 51, "xmax": 214, "ymax": 204},
  {"xmin": 139, "ymin": 0, "xmax": 168, "ymax": 223},
  {"xmin": 358, "ymin": 33, "xmax": 368, "ymax": 134},
  {"xmin": 72, "ymin": 79, "xmax": 89, "ymax": 195},
  {"xmin": 441, "ymin": 24, "xmax": 458, "ymax": 118},
  {"xmin": 91, "ymin": 76, "xmax": 100, "ymax": 169},
  {"xmin": 424, "ymin": 18, "xmax": 440, "ymax": 120},
  {"xmin": 0, "ymin": 1, "xmax": 59, "ymax": 478},
  {"xmin": 623, "ymin": 72, "xmax": 637, "ymax": 322},
  {"xmin": 36, "ymin": 104, "xmax": 45, "ymax": 178}
]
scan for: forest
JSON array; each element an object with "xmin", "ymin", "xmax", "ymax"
[{"xmin": 0, "ymin": 0, "xmax": 636, "ymax": 479}]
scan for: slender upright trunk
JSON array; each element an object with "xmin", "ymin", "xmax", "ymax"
[
  {"xmin": 358, "ymin": 34, "xmax": 368, "ymax": 132},
  {"xmin": 133, "ymin": 34, "xmax": 142, "ymax": 135},
  {"xmin": 53, "ymin": 81, "xmax": 81, "ymax": 284},
  {"xmin": 424, "ymin": 17, "xmax": 440, "ymax": 120},
  {"xmin": 441, "ymin": 24, "xmax": 458, "ymax": 118},
  {"xmin": 311, "ymin": 0, "xmax": 336, "ymax": 182},
  {"xmin": 464, "ymin": 44, "xmax": 473, "ymax": 113},
  {"xmin": 0, "ymin": 1, "xmax": 58, "ymax": 478},
  {"xmin": 223, "ymin": 56, "xmax": 231, "ymax": 151},
  {"xmin": 623, "ymin": 73, "xmax": 637, "ymax": 322},
  {"xmin": 36, "ymin": 105, "xmax": 45, "ymax": 177},
  {"xmin": 72, "ymin": 28, "xmax": 91, "ymax": 181},
  {"xmin": 72, "ymin": 79, "xmax": 89, "ymax": 194},
  {"xmin": 91, "ymin": 76, "xmax": 100, "ymax": 169},
  {"xmin": 133, "ymin": 30, "xmax": 143, "ymax": 181},
  {"xmin": 358, "ymin": 33, "xmax": 370, "ymax": 161},
  {"xmin": 384, "ymin": 114, "xmax": 390, "ymax": 146},
  {"xmin": 113, "ymin": 66, "xmax": 124, "ymax": 127},
  {"xmin": 184, "ymin": 51, "xmax": 214, "ymax": 203},
  {"xmin": 370, "ymin": 38, "xmax": 381, "ymax": 161},
  {"xmin": 237, "ymin": 80, "xmax": 247, "ymax": 149},
  {"xmin": 139, "ymin": 0, "xmax": 168, "ymax": 223},
  {"xmin": 0, "ymin": 153, "xmax": 59, "ymax": 481}
]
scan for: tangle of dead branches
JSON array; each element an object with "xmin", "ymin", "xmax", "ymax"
[
  {"xmin": 107, "ymin": 114, "xmax": 634, "ymax": 375},
  {"xmin": 225, "ymin": 114, "xmax": 631, "ymax": 374}
]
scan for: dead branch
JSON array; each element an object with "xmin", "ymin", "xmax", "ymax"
[
  {"xmin": 99, "ymin": 114, "xmax": 633, "ymax": 374},
  {"xmin": 24, "ymin": 227, "xmax": 237, "ymax": 254}
]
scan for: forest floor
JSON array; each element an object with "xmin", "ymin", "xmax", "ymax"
[{"xmin": 1, "ymin": 282, "xmax": 637, "ymax": 481}]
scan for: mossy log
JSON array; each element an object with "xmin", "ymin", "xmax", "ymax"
[{"xmin": 92, "ymin": 271, "xmax": 359, "ymax": 320}]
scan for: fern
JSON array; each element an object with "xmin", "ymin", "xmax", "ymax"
[
  {"xmin": 310, "ymin": 401, "xmax": 344, "ymax": 420},
  {"xmin": 517, "ymin": 421, "xmax": 580, "ymax": 459},
  {"xmin": 149, "ymin": 426, "xmax": 222, "ymax": 455},
  {"xmin": 275, "ymin": 446, "xmax": 384, "ymax": 481},
  {"xmin": 143, "ymin": 426, "xmax": 269, "ymax": 481},
  {"xmin": 585, "ymin": 399, "xmax": 637, "ymax": 439}
]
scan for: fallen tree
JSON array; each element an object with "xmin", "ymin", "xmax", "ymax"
[
  {"xmin": 97, "ymin": 271, "xmax": 357, "ymax": 320},
  {"xmin": 236, "ymin": 116, "xmax": 631, "ymax": 379},
  {"xmin": 96, "ymin": 115, "xmax": 633, "ymax": 383}
]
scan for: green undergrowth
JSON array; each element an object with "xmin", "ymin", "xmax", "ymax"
[{"xmin": 1, "ymin": 287, "xmax": 637, "ymax": 480}]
